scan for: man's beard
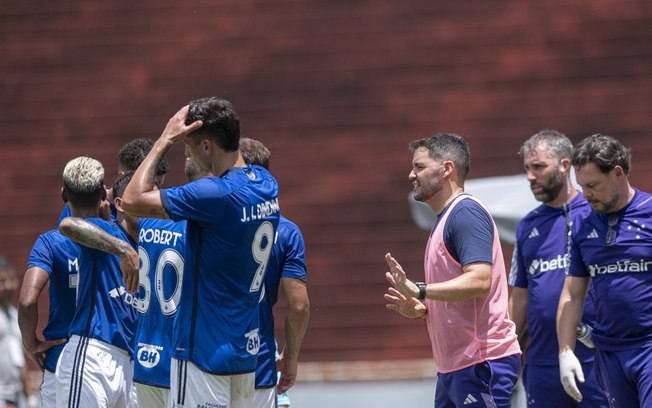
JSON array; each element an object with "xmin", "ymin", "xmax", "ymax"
[{"xmin": 532, "ymin": 171, "xmax": 565, "ymax": 203}]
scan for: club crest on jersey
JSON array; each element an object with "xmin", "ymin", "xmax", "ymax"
[
  {"xmin": 245, "ymin": 329, "xmax": 260, "ymax": 356},
  {"xmin": 137, "ymin": 343, "xmax": 162, "ymax": 368}
]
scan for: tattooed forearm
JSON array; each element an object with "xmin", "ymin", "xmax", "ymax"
[{"xmin": 59, "ymin": 217, "xmax": 131, "ymax": 256}]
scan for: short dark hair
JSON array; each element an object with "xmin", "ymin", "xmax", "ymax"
[
  {"xmin": 409, "ymin": 133, "xmax": 471, "ymax": 180},
  {"xmin": 186, "ymin": 97, "xmax": 240, "ymax": 152},
  {"xmin": 571, "ymin": 134, "xmax": 631, "ymax": 175},
  {"xmin": 118, "ymin": 138, "xmax": 169, "ymax": 176},
  {"xmin": 240, "ymin": 137, "xmax": 272, "ymax": 169},
  {"xmin": 112, "ymin": 171, "xmax": 134, "ymax": 200}
]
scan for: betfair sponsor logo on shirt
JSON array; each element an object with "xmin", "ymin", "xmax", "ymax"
[
  {"xmin": 528, "ymin": 254, "xmax": 568, "ymax": 275},
  {"xmin": 240, "ymin": 198, "xmax": 280, "ymax": 222},
  {"xmin": 588, "ymin": 259, "xmax": 652, "ymax": 276}
]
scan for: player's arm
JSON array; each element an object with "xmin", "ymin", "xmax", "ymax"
[
  {"xmin": 557, "ymin": 275, "xmax": 589, "ymax": 402},
  {"xmin": 509, "ymin": 287, "xmax": 529, "ymax": 340},
  {"xmin": 123, "ymin": 105, "xmax": 202, "ymax": 218},
  {"xmin": 18, "ymin": 267, "xmax": 66, "ymax": 369},
  {"xmin": 557, "ymin": 276, "xmax": 589, "ymax": 353},
  {"xmin": 385, "ymin": 253, "xmax": 491, "ymax": 302},
  {"xmin": 59, "ymin": 217, "xmax": 139, "ymax": 293},
  {"xmin": 276, "ymin": 277, "xmax": 310, "ymax": 394}
]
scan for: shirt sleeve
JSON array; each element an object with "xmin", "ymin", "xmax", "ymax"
[
  {"xmin": 508, "ymin": 223, "xmax": 528, "ymax": 288},
  {"xmin": 161, "ymin": 178, "xmax": 227, "ymax": 224},
  {"xmin": 280, "ymin": 223, "xmax": 307, "ymax": 282},
  {"xmin": 444, "ymin": 200, "xmax": 494, "ymax": 266},
  {"xmin": 567, "ymin": 228, "xmax": 590, "ymax": 277},
  {"xmin": 26, "ymin": 234, "xmax": 55, "ymax": 277}
]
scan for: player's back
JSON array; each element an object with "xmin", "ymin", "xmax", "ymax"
[
  {"xmin": 134, "ymin": 217, "xmax": 186, "ymax": 388},
  {"xmin": 162, "ymin": 165, "xmax": 280, "ymax": 374},
  {"xmin": 256, "ymin": 216, "xmax": 307, "ymax": 388},
  {"xmin": 68, "ymin": 218, "xmax": 138, "ymax": 354},
  {"xmin": 26, "ymin": 229, "xmax": 80, "ymax": 372}
]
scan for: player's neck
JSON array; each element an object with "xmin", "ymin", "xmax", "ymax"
[
  {"xmin": 211, "ymin": 150, "xmax": 243, "ymax": 176},
  {"xmin": 546, "ymin": 184, "xmax": 577, "ymax": 208},
  {"xmin": 69, "ymin": 204, "xmax": 100, "ymax": 219},
  {"xmin": 429, "ymin": 184, "xmax": 465, "ymax": 214}
]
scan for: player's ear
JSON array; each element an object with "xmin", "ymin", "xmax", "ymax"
[
  {"xmin": 61, "ymin": 187, "xmax": 68, "ymax": 203},
  {"xmin": 560, "ymin": 158, "xmax": 571, "ymax": 176},
  {"xmin": 113, "ymin": 196, "xmax": 124, "ymax": 213}
]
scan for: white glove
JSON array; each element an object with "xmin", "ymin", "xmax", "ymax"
[{"xmin": 559, "ymin": 349, "xmax": 584, "ymax": 402}]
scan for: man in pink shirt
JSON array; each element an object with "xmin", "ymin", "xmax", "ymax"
[{"xmin": 384, "ymin": 133, "xmax": 521, "ymax": 407}]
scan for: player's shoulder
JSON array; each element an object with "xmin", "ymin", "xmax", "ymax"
[
  {"xmin": 31, "ymin": 228, "xmax": 72, "ymax": 255},
  {"xmin": 452, "ymin": 196, "xmax": 491, "ymax": 220},
  {"xmin": 139, "ymin": 217, "xmax": 183, "ymax": 230},
  {"xmin": 279, "ymin": 215, "xmax": 300, "ymax": 231},
  {"xmin": 631, "ymin": 188, "xmax": 652, "ymax": 212},
  {"xmin": 36, "ymin": 228, "xmax": 66, "ymax": 242},
  {"xmin": 520, "ymin": 203, "xmax": 549, "ymax": 224},
  {"xmin": 278, "ymin": 215, "xmax": 304, "ymax": 242}
]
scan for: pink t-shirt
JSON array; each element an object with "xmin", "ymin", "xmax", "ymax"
[{"xmin": 424, "ymin": 194, "xmax": 520, "ymax": 373}]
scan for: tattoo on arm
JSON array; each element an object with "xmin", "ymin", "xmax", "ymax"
[{"xmin": 60, "ymin": 218, "xmax": 131, "ymax": 256}]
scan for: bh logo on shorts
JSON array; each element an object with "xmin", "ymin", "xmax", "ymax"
[
  {"xmin": 137, "ymin": 344, "xmax": 162, "ymax": 368},
  {"xmin": 245, "ymin": 329, "xmax": 260, "ymax": 356}
]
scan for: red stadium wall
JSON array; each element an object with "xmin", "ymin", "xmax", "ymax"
[{"xmin": 2, "ymin": 0, "xmax": 652, "ymax": 364}]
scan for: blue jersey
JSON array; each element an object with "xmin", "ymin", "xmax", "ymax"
[
  {"xmin": 133, "ymin": 218, "xmax": 186, "ymax": 388},
  {"xmin": 67, "ymin": 218, "xmax": 138, "ymax": 354},
  {"xmin": 58, "ymin": 203, "xmax": 117, "ymax": 226},
  {"xmin": 509, "ymin": 194, "xmax": 596, "ymax": 365},
  {"xmin": 436, "ymin": 195, "xmax": 494, "ymax": 265},
  {"xmin": 160, "ymin": 165, "xmax": 280, "ymax": 374},
  {"xmin": 26, "ymin": 230, "xmax": 80, "ymax": 372},
  {"xmin": 568, "ymin": 189, "xmax": 652, "ymax": 350},
  {"xmin": 255, "ymin": 216, "xmax": 307, "ymax": 388}
]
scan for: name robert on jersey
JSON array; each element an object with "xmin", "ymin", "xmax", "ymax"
[
  {"xmin": 240, "ymin": 198, "xmax": 280, "ymax": 222},
  {"xmin": 139, "ymin": 228, "xmax": 183, "ymax": 247}
]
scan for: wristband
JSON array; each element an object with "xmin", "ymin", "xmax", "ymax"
[{"xmin": 416, "ymin": 281, "xmax": 427, "ymax": 300}]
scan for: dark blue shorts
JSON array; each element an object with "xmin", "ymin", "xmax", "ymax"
[
  {"xmin": 594, "ymin": 345, "xmax": 652, "ymax": 407},
  {"xmin": 523, "ymin": 363, "xmax": 608, "ymax": 407},
  {"xmin": 434, "ymin": 354, "xmax": 520, "ymax": 408}
]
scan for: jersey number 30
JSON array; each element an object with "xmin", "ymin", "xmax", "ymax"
[{"xmin": 136, "ymin": 247, "xmax": 184, "ymax": 316}]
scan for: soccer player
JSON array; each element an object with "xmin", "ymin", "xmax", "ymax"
[
  {"xmin": 132, "ymin": 159, "xmax": 209, "ymax": 408},
  {"xmin": 557, "ymin": 134, "xmax": 652, "ymax": 407},
  {"xmin": 56, "ymin": 157, "xmax": 139, "ymax": 408},
  {"xmin": 57, "ymin": 137, "xmax": 169, "ymax": 224},
  {"xmin": 509, "ymin": 130, "xmax": 607, "ymax": 407},
  {"xmin": 384, "ymin": 133, "xmax": 521, "ymax": 408},
  {"xmin": 123, "ymin": 97, "xmax": 280, "ymax": 408},
  {"xmin": 239, "ymin": 138, "xmax": 310, "ymax": 408},
  {"xmin": 18, "ymin": 156, "xmax": 113, "ymax": 407}
]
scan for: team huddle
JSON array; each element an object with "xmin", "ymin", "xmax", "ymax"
[
  {"xmin": 12, "ymin": 96, "xmax": 652, "ymax": 408},
  {"xmin": 18, "ymin": 97, "xmax": 310, "ymax": 408}
]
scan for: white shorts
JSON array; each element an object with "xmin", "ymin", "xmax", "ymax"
[
  {"xmin": 135, "ymin": 382, "xmax": 169, "ymax": 408},
  {"xmin": 170, "ymin": 358, "xmax": 254, "ymax": 408},
  {"xmin": 40, "ymin": 370, "xmax": 56, "ymax": 408},
  {"xmin": 253, "ymin": 387, "xmax": 275, "ymax": 408},
  {"xmin": 55, "ymin": 335, "xmax": 134, "ymax": 408}
]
